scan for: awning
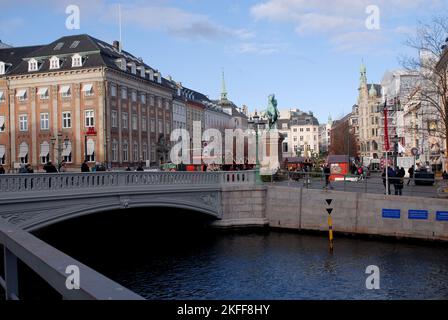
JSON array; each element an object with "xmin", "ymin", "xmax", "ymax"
[
  {"xmin": 61, "ymin": 141, "xmax": 72, "ymax": 157},
  {"xmin": 0, "ymin": 116, "xmax": 4, "ymax": 129},
  {"xmin": 0, "ymin": 145, "xmax": 5, "ymax": 158},
  {"xmin": 16, "ymin": 89, "xmax": 27, "ymax": 98},
  {"xmin": 18, "ymin": 143, "xmax": 28, "ymax": 158},
  {"xmin": 39, "ymin": 142, "xmax": 50, "ymax": 157},
  {"xmin": 87, "ymin": 139, "xmax": 95, "ymax": 156},
  {"xmin": 0, "ymin": 91, "xmax": 4, "ymax": 100},
  {"xmin": 37, "ymin": 87, "xmax": 48, "ymax": 95},
  {"xmin": 82, "ymin": 83, "xmax": 93, "ymax": 92},
  {"xmin": 59, "ymin": 85, "xmax": 71, "ymax": 94}
]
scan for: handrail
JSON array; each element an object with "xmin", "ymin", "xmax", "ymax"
[
  {"xmin": 0, "ymin": 219, "xmax": 144, "ymax": 300},
  {"xmin": 0, "ymin": 171, "xmax": 257, "ymax": 193}
]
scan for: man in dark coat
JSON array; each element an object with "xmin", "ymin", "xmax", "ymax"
[
  {"xmin": 81, "ymin": 160, "xmax": 90, "ymax": 173},
  {"xmin": 43, "ymin": 161, "xmax": 58, "ymax": 173}
]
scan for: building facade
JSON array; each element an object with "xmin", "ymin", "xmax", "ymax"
[{"xmin": 0, "ymin": 34, "xmax": 175, "ymax": 171}]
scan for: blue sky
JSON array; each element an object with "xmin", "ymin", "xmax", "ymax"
[{"xmin": 0, "ymin": 0, "xmax": 446, "ymax": 123}]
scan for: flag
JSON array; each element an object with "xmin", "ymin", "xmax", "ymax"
[{"xmin": 383, "ymin": 100, "xmax": 390, "ymax": 152}]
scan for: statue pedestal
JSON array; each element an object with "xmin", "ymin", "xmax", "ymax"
[{"xmin": 259, "ymin": 130, "xmax": 284, "ymax": 175}]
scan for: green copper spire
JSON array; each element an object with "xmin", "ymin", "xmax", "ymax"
[
  {"xmin": 328, "ymin": 113, "xmax": 333, "ymax": 125},
  {"xmin": 221, "ymin": 69, "xmax": 228, "ymax": 101},
  {"xmin": 360, "ymin": 60, "xmax": 367, "ymax": 85}
]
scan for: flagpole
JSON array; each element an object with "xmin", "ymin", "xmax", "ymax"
[{"xmin": 384, "ymin": 95, "xmax": 389, "ymax": 195}]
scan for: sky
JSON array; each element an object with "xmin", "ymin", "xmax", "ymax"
[{"xmin": 0, "ymin": 0, "xmax": 446, "ymax": 123}]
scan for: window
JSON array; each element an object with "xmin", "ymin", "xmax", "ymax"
[
  {"xmin": 0, "ymin": 90, "xmax": 4, "ymax": 103},
  {"xmin": 28, "ymin": 58, "xmax": 39, "ymax": 72},
  {"xmin": 82, "ymin": 83, "xmax": 94, "ymax": 97},
  {"xmin": 70, "ymin": 40, "xmax": 80, "ymax": 49},
  {"xmin": 300, "ymin": 128, "xmax": 304, "ymax": 132},
  {"xmin": 306, "ymin": 128, "xmax": 310, "ymax": 132},
  {"xmin": 133, "ymin": 142, "xmax": 138, "ymax": 162},
  {"xmin": 282, "ymin": 142, "xmax": 288, "ymax": 153},
  {"xmin": 110, "ymin": 85, "xmax": 117, "ymax": 97},
  {"xmin": 111, "ymin": 110, "xmax": 118, "ymax": 128},
  {"xmin": 0, "ymin": 62, "xmax": 6, "ymax": 75},
  {"xmin": 40, "ymin": 141, "xmax": 50, "ymax": 164},
  {"xmin": 37, "ymin": 87, "xmax": 49, "ymax": 100},
  {"xmin": 86, "ymin": 139, "xmax": 95, "ymax": 162},
  {"xmin": 60, "ymin": 85, "xmax": 71, "ymax": 98},
  {"xmin": 132, "ymin": 114, "xmax": 138, "ymax": 130},
  {"xmin": 40, "ymin": 113, "xmax": 50, "ymax": 130},
  {"xmin": 132, "ymin": 91, "xmax": 137, "ymax": 102},
  {"xmin": 18, "ymin": 142, "xmax": 28, "ymax": 164},
  {"xmin": 72, "ymin": 54, "xmax": 83, "ymax": 67},
  {"xmin": 150, "ymin": 96, "xmax": 154, "ymax": 106},
  {"xmin": 300, "ymin": 136, "xmax": 304, "ymax": 141},
  {"xmin": 19, "ymin": 115, "xmax": 28, "ymax": 131},
  {"xmin": 85, "ymin": 110, "xmax": 94, "ymax": 127},
  {"xmin": 158, "ymin": 120, "xmax": 163, "ymax": 134},
  {"xmin": 0, "ymin": 115, "xmax": 5, "ymax": 132},
  {"xmin": 111, "ymin": 140, "xmax": 118, "ymax": 162},
  {"xmin": 142, "ymin": 143, "xmax": 148, "ymax": 161},
  {"xmin": 150, "ymin": 119, "xmax": 155, "ymax": 132},
  {"xmin": 151, "ymin": 143, "xmax": 156, "ymax": 162},
  {"xmin": 49, "ymin": 56, "xmax": 60, "ymax": 70},
  {"xmin": 293, "ymin": 128, "xmax": 297, "ymax": 132},
  {"xmin": 121, "ymin": 87, "xmax": 127, "ymax": 100},
  {"xmin": 16, "ymin": 89, "xmax": 27, "ymax": 102},
  {"xmin": 141, "ymin": 94, "xmax": 146, "ymax": 104},
  {"xmin": 122, "ymin": 112, "xmax": 128, "ymax": 129},
  {"xmin": 62, "ymin": 141, "xmax": 72, "ymax": 163},
  {"xmin": 165, "ymin": 101, "xmax": 170, "ymax": 110},
  {"xmin": 54, "ymin": 42, "xmax": 64, "ymax": 50},
  {"xmin": 0, "ymin": 145, "xmax": 5, "ymax": 165},
  {"xmin": 123, "ymin": 141, "xmax": 129, "ymax": 162},
  {"xmin": 166, "ymin": 123, "xmax": 170, "ymax": 135},
  {"xmin": 62, "ymin": 112, "xmax": 71, "ymax": 129},
  {"xmin": 142, "ymin": 117, "xmax": 147, "ymax": 132}
]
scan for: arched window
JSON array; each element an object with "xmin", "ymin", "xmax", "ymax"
[
  {"xmin": 72, "ymin": 54, "xmax": 83, "ymax": 67},
  {"xmin": 49, "ymin": 56, "xmax": 60, "ymax": 70},
  {"xmin": 86, "ymin": 139, "xmax": 95, "ymax": 162}
]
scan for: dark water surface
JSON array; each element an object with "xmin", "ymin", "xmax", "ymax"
[{"xmin": 34, "ymin": 208, "xmax": 448, "ymax": 300}]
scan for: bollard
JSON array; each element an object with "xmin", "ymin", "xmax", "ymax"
[{"xmin": 325, "ymin": 199, "xmax": 334, "ymax": 254}]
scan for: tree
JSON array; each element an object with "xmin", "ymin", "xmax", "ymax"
[
  {"xmin": 400, "ymin": 16, "xmax": 448, "ymax": 171},
  {"xmin": 329, "ymin": 118, "xmax": 358, "ymax": 157}
]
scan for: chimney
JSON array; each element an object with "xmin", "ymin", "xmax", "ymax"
[{"xmin": 112, "ymin": 40, "xmax": 121, "ymax": 52}]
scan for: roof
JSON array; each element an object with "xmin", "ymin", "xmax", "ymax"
[
  {"xmin": 366, "ymin": 84, "xmax": 382, "ymax": 97},
  {"xmin": 0, "ymin": 45, "xmax": 44, "ymax": 75},
  {"xmin": 0, "ymin": 34, "xmax": 173, "ymax": 90}
]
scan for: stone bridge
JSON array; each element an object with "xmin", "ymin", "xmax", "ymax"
[{"xmin": 0, "ymin": 171, "xmax": 261, "ymax": 232}]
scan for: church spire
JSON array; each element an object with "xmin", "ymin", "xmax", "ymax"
[
  {"xmin": 221, "ymin": 69, "xmax": 228, "ymax": 101},
  {"xmin": 360, "ymin": 59, "xmax": 367, "ymax": 86}
]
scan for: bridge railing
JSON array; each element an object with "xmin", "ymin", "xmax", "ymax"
[
  {"xmin": 0, "ymin": 219, "xmax": 144, "ymax": 300},
  {"xmin": 0, "ymin": 171, "xmax": 256, "ymax": 193}
]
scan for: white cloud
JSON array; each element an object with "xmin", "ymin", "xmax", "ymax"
[
  {"xmin": 250, "ymin": 0, "xmax": 443, "ymax": 53},
  {"xmin": 236, "ymin": 42, "xmax": 288, "ymax": 55}
]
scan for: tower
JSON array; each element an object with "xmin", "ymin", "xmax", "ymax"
[{"xmin": 221, "ymin": 69, "xmax": 228, "ymax": 101}]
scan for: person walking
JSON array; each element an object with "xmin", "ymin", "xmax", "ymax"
[
  {"xmin": 323, "ymin": 164, "xmax": 333, "ymax": 190},
  {"xmin": 0, "ymin": 164, "xmax": 5, "ymax": 174},
  {"xmin": 26, "ymin": 164, "xmax": 34, "ymax": 173},
  {"xmin": 136, "ymin": 163, "xmax": 144, "ymax": 171},
  {"xmin": 43, "ymin": 161, "xmax": 58, "ymax": 173},
  {"xmin": 443, "ymin": 170, "xmax": 448, "ymax": 180},
  {"xmin": 18, "ymin": 163, "xmax": 28, "ymax": 173},
  {"xmin": 395, "ymin": 167, "xmax": 405, "ymax": 196},
  {"xmin": 81, "ymin": 160, "xmax": 90, "ymax": 173},
  {"xmin": 407, "ymin": 165, "xmax": 415, "ymax": 186}
]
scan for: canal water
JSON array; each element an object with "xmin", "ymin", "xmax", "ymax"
[{"xmin": 34, "ymin": 208, "xmax": 448, "ymax": 300}]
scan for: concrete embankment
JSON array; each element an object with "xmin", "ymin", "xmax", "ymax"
[{"xmin": 214, "ymin": 185, "xmax": 448, "ymax": 242}]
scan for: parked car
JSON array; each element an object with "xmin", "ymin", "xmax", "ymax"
[{"xmin": 414, "ymin": 168, "xmax": 435, "ymax": 186}]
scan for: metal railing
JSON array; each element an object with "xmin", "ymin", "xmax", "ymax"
[
  {"xmin": 0, "ymin": 219, "xmax": 144, "ymax": 300},
  {"xmin": 270, "ymin": 171, "xmax": 448, "ymax": 198},
  {"xmin": 0, "ymin": 171, "xmax": 257, "ymax": 193}
]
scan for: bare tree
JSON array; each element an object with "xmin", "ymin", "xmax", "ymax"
[{"xmin": 400, "ymin": 16, "xmax": 448, "ymax": 170}]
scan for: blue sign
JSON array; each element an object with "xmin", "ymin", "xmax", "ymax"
[
  {"xmin": 436, "ymin": 211, "xmax": 448, "ymax": 221},
  {"xmin": 382, "ymin": 209, "xmax": 401, "ymax": 219},
  {"xmin": 408, "ymin": 210, "xmax": 428, "ymax": 220}
]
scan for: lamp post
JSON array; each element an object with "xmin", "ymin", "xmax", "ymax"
[
  {"xmin": 248, "ymin": 111, "xmax": 266, "ymax": 184},
  {"xmin": 51, "ymin": 134, "xmax": 69, "ymax": 167}
]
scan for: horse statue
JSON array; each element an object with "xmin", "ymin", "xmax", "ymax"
[{"xmin": 264, "ymin": 94, "xmax": 280, "ymax": 130}]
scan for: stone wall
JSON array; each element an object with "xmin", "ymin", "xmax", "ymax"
[{"xmin": 264, "ymin": 186, "xmax": 448, "ymax": 241}]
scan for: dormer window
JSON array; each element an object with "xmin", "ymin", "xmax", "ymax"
[
  {"xmin": 147, "ymin": 69, "xmax": 154, "ymax": 81},
  {"xmin": 116, "ymin": 58, "xmax": 126, "ymax": 71},
  {"xmin": 0, "ymin": 62, "xmax": 6, "ymax": 75},
  {"xmin": 72, "ymin": 54, "xmax": 83, "ymax": 67},
  {"xmin": 128, "ymin": 62, "xmax": 136, "ymax": 74},
  {"xmin": 137, "ymin": 66, "xmax": 145, "ymax": 78},
  {"xmin": 28, "ymin": 58, "xmax": 40, "ymax": 72},
  {"xmin": 49, "ymin": 56, "xmax": 60, "ymax": 70},
  {"xmin": 155, "ymin": 72, "xmax": 162, "ymax": 84}
]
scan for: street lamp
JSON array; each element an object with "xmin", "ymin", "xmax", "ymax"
[{"xmin": 248, "ymin": 111, "xmax": 267, "ymax": 184}]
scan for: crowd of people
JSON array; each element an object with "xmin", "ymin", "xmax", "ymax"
[{"xmin": 381, "ymin": 166, "xmax": 408, "ymax": 196}]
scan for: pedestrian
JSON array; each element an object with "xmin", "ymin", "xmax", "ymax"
[
  {"xmin": 125, "ymin": 166, "xmax": 132, "ymax": 171},
  {"xmin": 43, "ymin": 161, "xmax": 58, "ymax": 173},
  {"xmin": 0, "ymin": 164, "xmax": 5, "ymax": 174},
  {"xmin": 59, "ymin": 161, "xmax": 67, "ymax": 173},
  {"xmin": 81, "ymin": 160, "xmax": 90, "ymax": 173},
  {"xmin": 323, "ymin": 163, "xmax": 333, "ymax": 190},
  {"xmin": 443, "ymin": 170, "xmax": 448, "ymax": 180},
  {"xmin": 382, "ymin": 167, "xmax": 394, "ymax": 195},
  {"xmin": 136, "ymin": 163, "xmax": 144, "ymax": 171},
  {"xmin": 407, "ymin": 165, "xmax": 415, "ymax": 186},
  {"xmin": 95, "ymin": 162, "xmax": 106, "ymax": 172},
  {"xmin": 395, "ymin": 167, "xmax": 405, "ymax": 196},
  {"xmin": 26, "ymin": 164, "xmax": 34, "ymax": 173},
  {"xmin": 18, "ymin": 163, "xmax": 28, "ymax": 173}
]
